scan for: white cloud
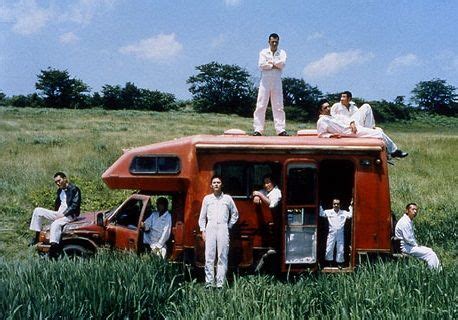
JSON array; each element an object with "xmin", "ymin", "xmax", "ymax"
[
  {"xmin": 224, "ymin": 0, "xmax": 241, "ymax": 6},
  {"xmin": 304, "ymin": 50, "xmax": 374, "ymax": 78},
  {"xmin": 119, "ymin": 33, "xmax": 183, "ymax": 61},
  {"xmin": 59, "ymin": 32, "xmax": 79, "ymax": 44},
  {"xmin": 61, "ymin": 0, "xmax": 117, "ymax": 25},
  {"xmin": 307, "ymin": 32, "xmax": 324, "ymax": 41},
  {"xmin": 211, "ymin": 34, "xmax": 225, "ymax": 48},
  {"xmin": 0, "ymin": 0, "xmax": 54, "ymax": 35},
  {"xmin": 387, "ymin": 53, "xmax": 420, "ymax": 74}
]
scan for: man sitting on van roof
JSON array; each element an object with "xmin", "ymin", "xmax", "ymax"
[{"xmin": 317, "ymin": 99, "xmax": 408, "ymax": 158}]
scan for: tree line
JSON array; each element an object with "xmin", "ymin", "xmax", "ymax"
[{"xmin": 1, "ymin": 63, "xmax": 457, "ymax": 122}]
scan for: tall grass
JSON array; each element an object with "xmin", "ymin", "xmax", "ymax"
[{"xmin": 1, "ymin": 253, "xmax": 456, "ymax": 319}]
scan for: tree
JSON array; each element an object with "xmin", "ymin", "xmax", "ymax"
[
  {"xmin": 101, "ymin": 84, "xmax": 123, "ymax": 110},
  {"xmin": 187, "ymin": 61, "xmax": 256, "ymax": 116},
  {"xmin": 35, "ymin": 68, "xmax": 90, "ymax": 109},
  {"xmin": 282, "ymin": 77, "xmax": 322, "ymax": 121},
  {"xmin": 411, "ymin": 79, "xmax": 457, "ymax": 115}
]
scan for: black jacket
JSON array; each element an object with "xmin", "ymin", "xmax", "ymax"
[{"xmin": 54, "ymin": 183, "xmax": 81, "ymax": 218}]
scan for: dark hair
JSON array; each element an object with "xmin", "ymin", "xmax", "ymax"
[
  {"xmin": 341, "ymin": 91, "xmax": 352, "ymax": 99},
  {"xmin": 156, "ymin": 197, "xmax": 169, "ymax": 208},
  {"xmin": 54, "ymin": 171, "xmax": 67, "ymax": 179},
  {"xmin": 405, "ymin": 202, "xmax": 418, "ymax": 210},
  {"xmin": 262, "ymin": 174, "xmax": 276, "ymax": 185},
  {"xmin": 269, "ymin": 33, "xmax": 279, "ymax": 40},
  {"xmin": 211, "ymin": 175, "xmax": 223, "ymax": 183},
  {"xmin": 317, "ymin": 99, "xmax": 330, "ymax": 117}
]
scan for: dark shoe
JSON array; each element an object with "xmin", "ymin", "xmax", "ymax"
[
  {"xmin": 28, "ymin": 231, "xmax": 40, "ymax": 246},
  {"xmin": 391, "ymin": 150, "xmax": 408, "ymax": 158},
  {"xmin": 48, "ymin": 242, "xmax": 61, "ymax": 259},
  {"xmin": 253, "ymin": 131, "xmax": 262, "ymax": 136},
  {"xmin": 278, "ymin": 131, "xmax": 289, "ymax": 136}
]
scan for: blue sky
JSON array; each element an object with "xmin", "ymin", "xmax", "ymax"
[{"xmin": 1, "ymin": 0, "xmax": 457, "ymax": 102}]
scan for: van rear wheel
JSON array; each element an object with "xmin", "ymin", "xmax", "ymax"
[{"xmin": 62, "ymin": 244, "xmax": 93, "ymax": 258}]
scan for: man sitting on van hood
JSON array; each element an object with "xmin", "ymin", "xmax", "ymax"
[
  {"xmin": 317, "ymin": 99, "xmax": 408, "ymax": 158},
  {"xmin": 142, "ymin": 197, "xmax": 172, "ymax": 259}
]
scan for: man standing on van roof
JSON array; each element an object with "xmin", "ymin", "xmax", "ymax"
[
  {"xmin": 331, "ymin": 91, "xmax": 376, "ymax": 129},
  {"xmin": 317, "ymin": 99, "xmax": 408, "ymax": 158},
  {"xmin": 395, "ymin": 203, "xmax": 441, "ymax": 270},
  {"xmin": 199, "ymin": 175, "xmax": 239, "ymax": 288},
  {"xmin": 253, "ymin": 33, "xmax": 288, "ymax": 137},
  {"xmin": 29, "ymin": 172, "xmax": 81, "ymax": 257}
]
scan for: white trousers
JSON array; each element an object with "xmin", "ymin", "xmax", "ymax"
[
  {"xmin": 403, "ymin": 245, "xmax": 441, "ymax": 270},
  {"xmin": 150, "ymin": 243, "xmax": 167, "ymax": 259},
  {"xmin": 325, "ymin": 228, "xmax": 345, "ymax": 263},
  {"xmin": 355, "ymin": 127, "xmax": 398, "ymax": 154},
  {"xmin": 204, "ymin": 224, "xmax": 229, "ymax": 287},
  {"xmin": 29, "ymin": 207, "xmax": 73, "ymax": 244},
  {"xmin": 253, "ymin": 75, "xmax": 286, "ymax": 134},
  {"xmin": 352, "ymin": 104, "xmax": 376, "ymax": 128}
]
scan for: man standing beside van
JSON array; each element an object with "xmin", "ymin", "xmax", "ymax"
[
  {"xmin": 199, "ymin": 175, "xmax": 239, "ymax": 288},
  {"xmin": 253, "ymin": 33, "xmax": 288, "ymax": 136}
]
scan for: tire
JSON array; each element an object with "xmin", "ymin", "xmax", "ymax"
[{"xmin": 61, "ymin": 243, "xmax": 94, "ymax": 258}]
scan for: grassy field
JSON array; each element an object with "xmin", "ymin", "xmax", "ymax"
[{"xmin": 0, "ymin": 107, "xmax": 457, "ymax": 319}]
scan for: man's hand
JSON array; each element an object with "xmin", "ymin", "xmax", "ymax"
[
  {"xmin": 201, "ymin": 231, "xmax": 206, "ymax": 242},
  {"xmin": 252, "ymin": 191, "xmax": 262, "ymax": 204},
  {"xmin": 350, "ymin": 122, "xmax": 357, "ymax": 134}
]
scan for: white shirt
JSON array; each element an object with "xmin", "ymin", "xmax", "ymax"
[
  {"xmin": 57, "ymin": 189, "xmax": 68, "ymax": 214},
  {"xmin": 143, "ymin": 210, "xmax": 172, "ymax": 248},
  {"xmin": 258, "ymin": 48, "xmax": 287, "ymax": 76},
  {"xmin": 330, "ymin": 102, "xmax": 359, "ymax": 124},
  {"xmin": 198, "ymin": 193, "xmax": 239, "ymax": 231},
  {"xmin": 395, "ymin": 214, "xmax": 418, "ymax": 250},
  {"xmin": 319, "ymin": 206, "xmax": 353, "ymax": 231},
  {"xmin": 316, "ymin": 115, "xmax": 352, "ymax": 138},
  {"xmin": 261, "ymin": 186, "xmax": 282, "ymax": 208}
]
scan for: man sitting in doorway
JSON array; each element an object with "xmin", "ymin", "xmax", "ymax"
[
  {"xmin": 141, "ymin": 197, "xmax": 172, "ymax": 259},
  {"xmin": 320, "ymin": 198, "xmax": 352, "ymax": 267},
  {"xmin": 252, "ymin": 174, "xmax": 282, "ymax": 209}
]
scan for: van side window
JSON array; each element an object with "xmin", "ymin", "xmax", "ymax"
[
  {"xmin": 214, "ymin": 162, "xmax": 281, "ymax": 198},
  {"xmin": 130, "ymin": 155, "xmax": 180, "ymax": 174}
]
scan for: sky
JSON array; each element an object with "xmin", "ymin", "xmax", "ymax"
[{"xmin": 1, "ymin": 0, "xmax": 457, "ymax": 102}]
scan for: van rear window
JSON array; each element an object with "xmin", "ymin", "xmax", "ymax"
[{"xmin": 130, "ymin": 155, "xmax": 180, "ymax": 174}]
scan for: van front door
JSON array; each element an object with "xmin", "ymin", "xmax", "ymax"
[
  {"xmin": 283, "ymin": 162, "xmax": 318, "ymax": 271},
  {"xmin": 106, "ymin": 195, "xmax": 150, "ymax": 251}
]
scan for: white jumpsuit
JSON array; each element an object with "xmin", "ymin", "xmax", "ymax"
[
  {"xmin": 198, "ymin": 193, "xmax": 239, "ymax": 287},
  {"xmin": 320, "ymin": 206, "xmax": 352, "ymax": 263},
  {"xmin": 316, "ymin": 115, "xmax": 398, "ymax": 154},
  {"xmin": 395, "ymin": 214, "xmax": 441, "ymax": 270},
  {"xmin": 331, "ymin": 102, "xmax": 375, "ymax": 129},
  {"xmin": 143, "ymin": 210, "xmax": 172, "ymax": 258},
  {"xmin": 29, "ymin": 189, "xmax": 73, "ymax": 244},
  {"xmin": 253, "ymin": 47, "xmax": 287, "ymax": 134}
]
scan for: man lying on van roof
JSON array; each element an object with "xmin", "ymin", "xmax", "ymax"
[{"xmin": 316, "ymin": 99, "xmax": 408, "ymax": 159}]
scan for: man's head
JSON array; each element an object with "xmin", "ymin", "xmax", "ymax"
[
  {"xmin": 268, "ymin": 33, "xmax": 280, "ymax": 52},
  {"xmin": 318, "ymin": 99, "xmax": 331, "ymax": 116},
  {"xmin": 340, "ymin": 91, "xmax": 352, "ymax": 106},
  {"xmin": 210, "ymin": 175, "xmax": 223, "ymax": 194},
  {"xmin": 53, "ymin": 172, "xmax": 68, "ymax": 189},
  {"xmin": 262, "ymin": 174, "xmax": 276, "ymax": 192},
  {"xmin": 156, "ymin": 197, "xmax": 169, "ymax": 213},
  {"xmin": 332, "ymin": 198, "xmax": 341, "ymax": 212},
  {"xmin": 405, "ymin": 203, "xmax": 418, "ymax": 220}
]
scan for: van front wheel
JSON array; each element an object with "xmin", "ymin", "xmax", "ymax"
[{"xmin": 62, "ymin": 244, "xmax": 93, "ymax": 258}]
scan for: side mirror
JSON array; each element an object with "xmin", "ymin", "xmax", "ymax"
[{"xmin": 96, "ymin": 212, "xmax": 105, "ymax": 227}]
